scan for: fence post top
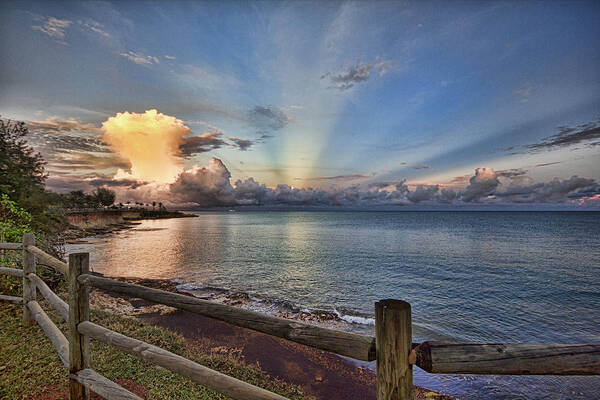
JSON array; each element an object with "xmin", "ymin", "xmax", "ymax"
[
  {"xmin": 69, "ymin": 253, "xmax": 89, "ymax": 259},
  {"xmin": 376, "ymin": 299, "xmax": 411, "ymax": 310}
]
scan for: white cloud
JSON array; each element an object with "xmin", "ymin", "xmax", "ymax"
[
  {"xmin": 80, "ymin": 20, "xmax": 111, "ymax": 38},
  {"xmin": 32, "ymin": 17, "xmax": 72, "ymax": 40},
  {"xmin": 119, "ymin": 51, "xmax": 160, "ymax": 65}
]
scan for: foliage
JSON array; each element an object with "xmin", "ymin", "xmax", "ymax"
[
  {"xmin": 0, "ymin": 117, "xmax": 65, "ymax": 231},
  {"xmin": 94, "ymin": 187, "xmax": 116, "ymax": 207},
  {"xmin": 0, "ymin": 118, "xmax": 46, "ymax": 204},
  {"xmin": 57, "ymin": 188, "xmax": 116, "ymax": 210},
  {"xmin": 0, "ymin": 194, "xmax": 34, "ymax": 242}
]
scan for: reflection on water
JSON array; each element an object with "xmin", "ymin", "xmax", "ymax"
[{"xmin": 67, "ymin": 211, "xmax": 600, "ymax": 400}]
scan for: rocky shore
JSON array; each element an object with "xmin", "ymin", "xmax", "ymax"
[{"xmin": 88, "ymin": 275, "xmax": 452, "ymax": 400}]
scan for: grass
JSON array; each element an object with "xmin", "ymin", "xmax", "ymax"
[{"xmin": 0, "ymin": 274, "xmax": 308, "ymax": 400}]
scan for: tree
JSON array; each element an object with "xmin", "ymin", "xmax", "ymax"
[
  {"xmin": 93, "ymin": 187, "xmax": 116, "ymax": 207},
  {"xmin": 0, "ymin": 118, "xmax": 47, "ymax": 211},
  {"xmin": 152, "ymin": 201, "xmax": 156, "ymax": 210}
]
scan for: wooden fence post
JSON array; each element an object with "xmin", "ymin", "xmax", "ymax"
[
  {"xmin": 22, "ymin": 233, "xmax": 36, "ymax": 325},
  {"xmin": 68, "ymin": 253, "xmax": 90, "ymax": 400},
  {"xmin": 375, "ymin": 299, "xmax": 413, "ymax": 400}
]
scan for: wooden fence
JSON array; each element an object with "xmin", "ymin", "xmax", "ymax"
[{"xmin": 0, "ymin": 234, "xmax": 598, "ymax": 400}]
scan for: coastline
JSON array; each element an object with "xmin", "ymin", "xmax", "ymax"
[
  {"xmin": 88, "ymin": 275, "xmax": 452, "ymax": 400},
  {"xmin": 61, "ymin": 210, "xmax": 196, "ymax": 243}
]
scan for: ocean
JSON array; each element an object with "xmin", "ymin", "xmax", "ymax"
[{"xmin": 66, "ymin": 211, "xmax": 600, "ymax": 399}]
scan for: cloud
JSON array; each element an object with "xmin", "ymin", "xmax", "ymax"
[
  {"xmin": 302, "ymin": 174, "xmax": 370, "ymax": 182},
  {"xmin": 170, "ymin": 158, "xmax": 235, "ymax": 206},
  {"xmin": 164, "ymin": 55, "xmax": 176, "ymax": 60},
  {"xmin": 42, "ymin": 154, "xmax": 600, "ymax": 209},
  {"xmin": 406, "ymin": 185, "xmax": 439, "ymax": 203},
  {"xmin": 461, "ymin": 167, "xmax": 500, "ymax": 202},
  {"xmin": 228, "ymin": 137, "xmax": 254, "ymax": 151},
  {"xmin": 119, "ymin": 51, "xmax": 160, "ymax": 65},
  {"xmin": 32, "ymin": 17, "xmax": 72, "ymax": 40},
  {"xmin": 88, "ymin": 178, "xmax": 147, "ymax": 189},
  {"xmin": 49, "ymin": 152, "xmax": 131, "ymax": 171},
  {"xmin": 437, "ymin": 188, "xmax": 459, "ymax": 204},
  {"xmin": 525, "ymin": 119, "xmax": 600, "ymax": 152},
  {"xmin": 180, "ymin": 132, "xmax": 227, "ymax": 156},
  {"xmin": 535, "ymin": 161, "xmax": 561, "ymax": 168},
  {"xmin": 494, "ymin": 176, "xmax": 598, "ymax": 203},
  {"xmin": 27, "ymin": 117, "xmax": 102, "ymax": 134},
  {"xmin": 45, "ymin": 175, "xmax": 147, "ymax": 193},
  {"xmin": 321, "ymin": 59, "xmax": 393, "ymax": 90},
  {"xmin": 411, "ymin": 164, "xmax": 430, "ymax": 170},
  {"xmin": 449, "ymin": 175, "xmax": 471, "ymax": 185},
  {"xmin": 79, "ymin": 20, "xmax": 110, "ymax": 38},
  {"xmin": 248, "ymin": 106, "xmax": 290, "ymax": 132},
  {"xmin": 102, "ymin": 109, "xmax": 190, "ymax": 183},
  {"xmin": 25, "ymin": 117, "xmax": 111, "ymax": 158}
]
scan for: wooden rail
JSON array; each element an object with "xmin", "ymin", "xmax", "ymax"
[
  {"xmin": 0, "ymin": 242, "xmax": 22, "ymax": 250},
  {"xmin": 0, "ymin": 237, "xmax": 141, "ymax": 400},
  {"xmin": 415, "ymin": 341, "xmax": 600, "ymax": 375},
  {"xmin": 0, "ymin": 294, "xmax": 23, "ymax": 304},
  {"xmin": 24, "ymin": 244, "xmax": 68, "ymax": 276},
  {"xmin": 0, "ymin": 267, "xmax": 24, "ymax": 277},
  {"xmin": 27, "ymin": 300, "xmax": 70, "ymax": 368},
  {"xmin": 78, "ymin": 273, "xmax": 376, "ymax": 361},
  {"xmin": 1, "ymin": 237, "xmax": 599, "ymax": 400},
  {"xmin": 79, "ymin": 321, "xmax": 289, "ymax": 400}
]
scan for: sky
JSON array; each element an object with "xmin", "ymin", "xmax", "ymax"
[{"xmin": 1, "ymin": 0, "xmax": 599, "ymax": 208}]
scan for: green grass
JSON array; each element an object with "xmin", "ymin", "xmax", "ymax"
[{"xmin": 0, "ymin": 275, "xmax": 307, "ymax": 400}]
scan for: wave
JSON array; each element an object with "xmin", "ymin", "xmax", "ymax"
[
  {"xmin": 172, "ymin": 279, "xmax": 377, "ymax": 334},
  {"xmin": 333, "ymin": 309, "xmax": 376, "ymax": 326}
]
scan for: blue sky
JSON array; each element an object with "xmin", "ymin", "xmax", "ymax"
[{"xmin": 1, "ymin": 1, "xmax": 599, "ymax": 207}]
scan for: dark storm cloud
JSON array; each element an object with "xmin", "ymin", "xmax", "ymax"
[
  {"xmin": 179, "ymin": 132, "xmax": 227, "ymax": 156},
  {"xmin": 248, "ymin": 106, "xmax": 290, "ymax": 131},
  {"xmin": 88, "ymin": 178, "xmax": 147, "ymax": 189},
  {"xmin": 525, "ymin": 119, "xmax": 600, "ymax": 152},
  {"xmin": 321, "ymin": 59, "xmax": 392, "ymax": 91},
  {"xmin": 321, "ymin": 62, "xmax": 372, "ymax": 91},
  {"xmin": 228, "ymin": 137, "xmax": 254, "ymax": 151},
  {"xmin": 497, "ymin": 168, "xmax": 528, "ymax": 178}
]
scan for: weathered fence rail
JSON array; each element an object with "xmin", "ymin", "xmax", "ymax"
[
  {"xmin": 78, "ymin": 273, "xmax": 376, "ymax": 361},
  {"xmin": 0, "ymin": 234, "xmax": 599, "ymax": 400}
]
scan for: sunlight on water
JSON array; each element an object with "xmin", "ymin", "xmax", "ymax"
[{"xmin": 67, "ymin": 211, "xmax": 600, "ymax": 400}]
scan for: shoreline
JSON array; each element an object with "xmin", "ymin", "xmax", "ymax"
[
  {"xmin": 88, "ymin": 275, "xmax": 452, "ymax": 400},
  {"xmin": 61, "ymin": 211, "xmax": 196, "ymax": 243}
]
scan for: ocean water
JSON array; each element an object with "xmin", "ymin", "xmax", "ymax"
[{"xmin": 66, "ymin": 211, "xmax": 600, "ymax": 399}]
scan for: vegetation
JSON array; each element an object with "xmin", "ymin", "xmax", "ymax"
[
  {"xmin": 0, "ymin": 285, "xmax": 306, "ymax": 399},
  {"xmin": 0, "ymin": 194, "xmax": 35, "ymax": 242}
]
